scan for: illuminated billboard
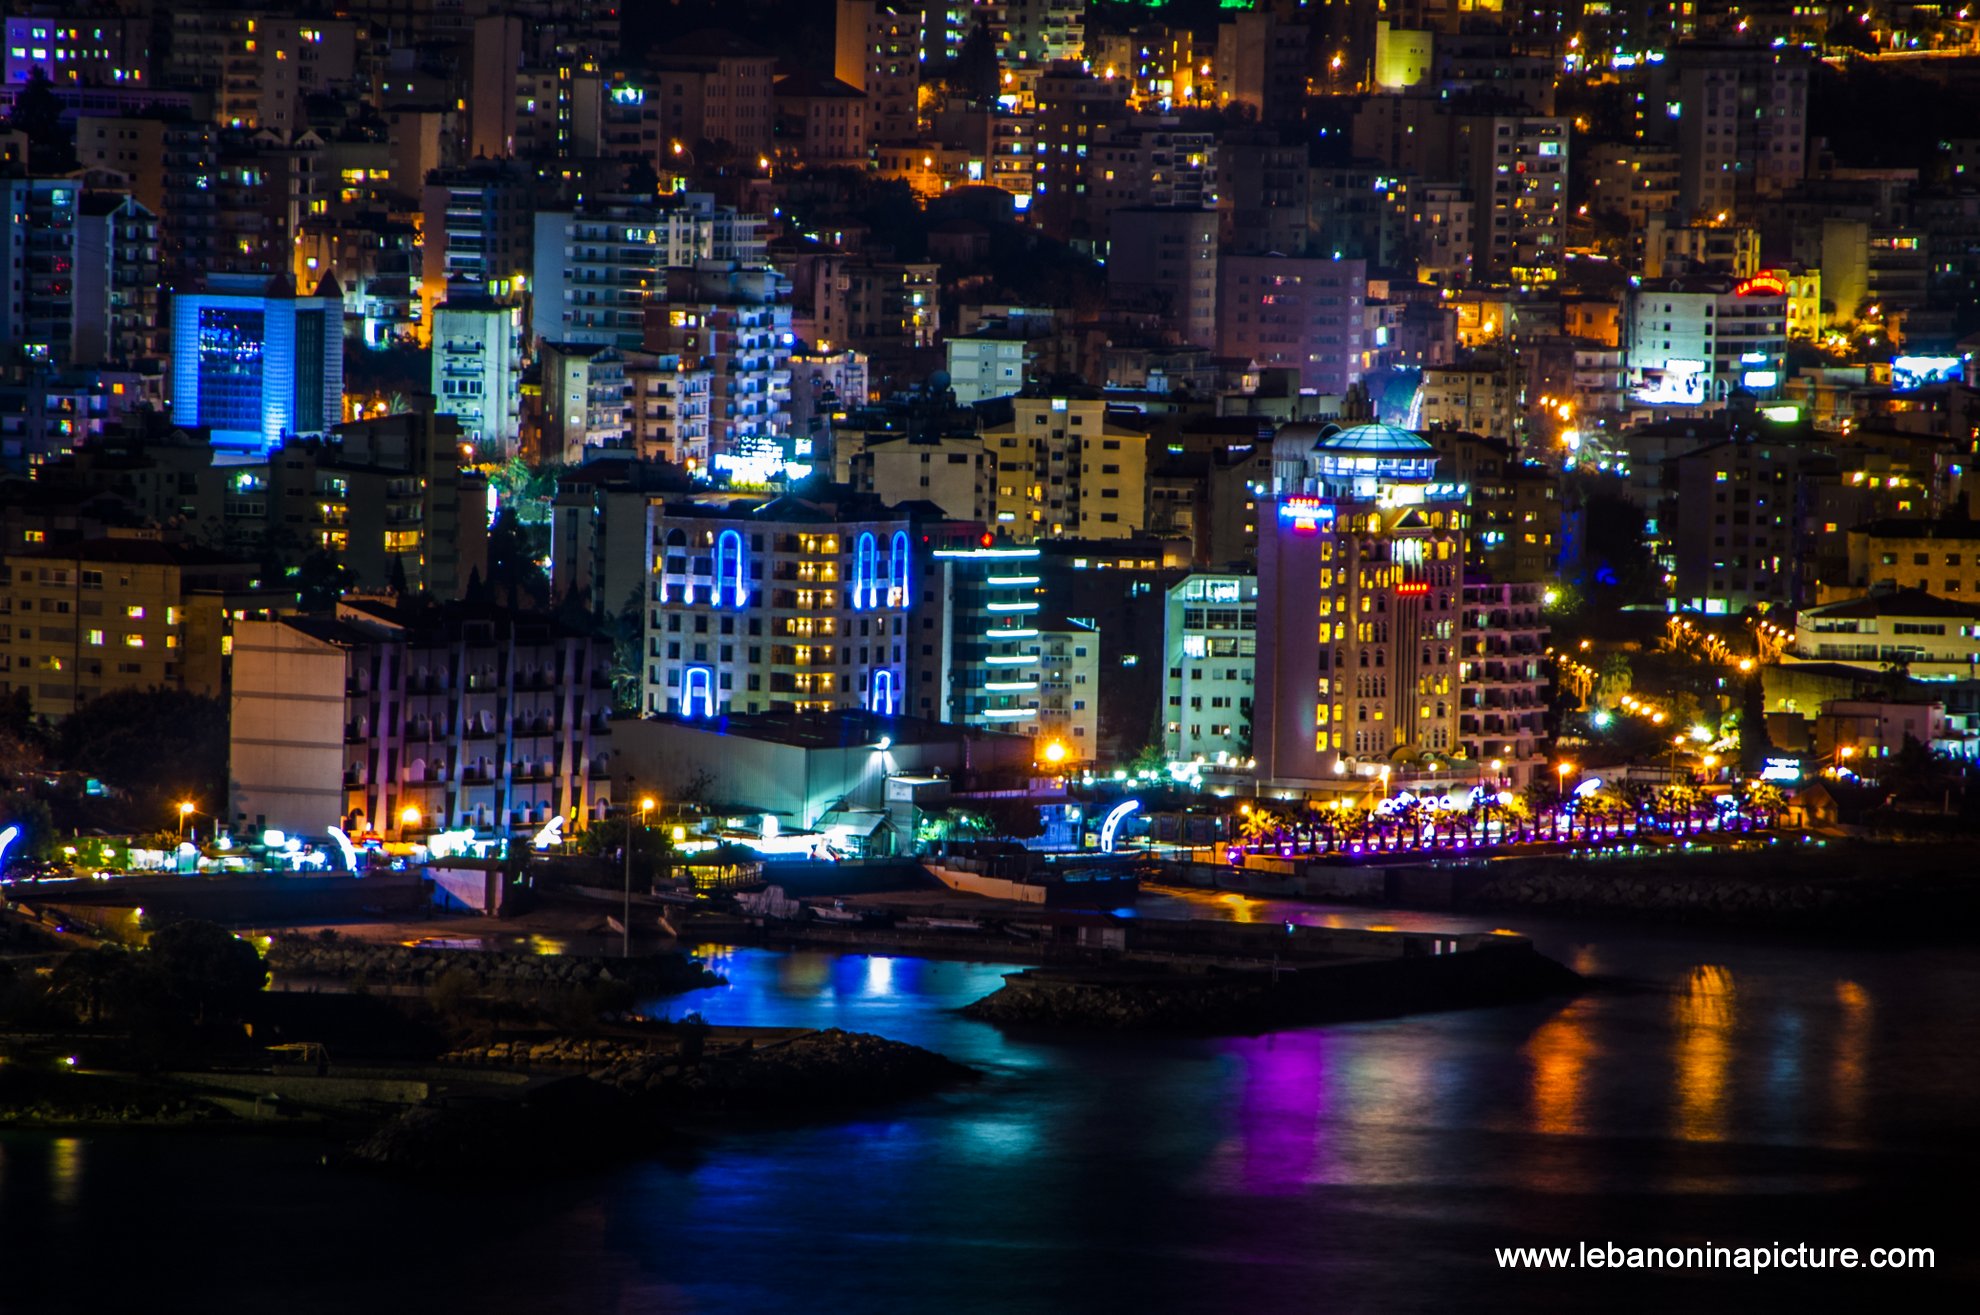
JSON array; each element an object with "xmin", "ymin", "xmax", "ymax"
[
  {"xmin": 1632, "ymin": 359, "xmax": 1706, "ymax": 406},
  {"xmin": 1892, "ymin": 355, "xmax": 1963, "ymax": 390}
]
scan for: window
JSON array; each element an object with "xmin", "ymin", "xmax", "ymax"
[{"xmin": 126, "ymin": 605, "xmax": 145, "ymax": 619}]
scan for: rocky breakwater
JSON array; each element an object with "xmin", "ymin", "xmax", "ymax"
[
  {"xmin": 0, "ymin": 1092, "xmax": 230, "ymax": 1128},
  {"xmin": 345, "ymin": 1028, "xmax": 973, "ymax": 1173},
  {"xmin": 964, "ymin": 941, "xmax": 1580, "ymax": 1033},
  {"xmin": 588, "ymin": 1028, "xmax": 976, "ymax": 1114},
  {"xmin": 267, "ymin": 936, "xmax": 721, "ymax": 996}
]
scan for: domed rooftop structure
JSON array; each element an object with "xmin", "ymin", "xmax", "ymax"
[{"xmin": 1315, "ymin": 420, "xmax": 1433, "ymax": 454}]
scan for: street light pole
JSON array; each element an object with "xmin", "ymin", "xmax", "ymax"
[{"xmin": 624, "ymin": 795, "xmax": 655, "ymax": 959}]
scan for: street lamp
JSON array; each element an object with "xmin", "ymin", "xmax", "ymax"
[
  {"xmin": 399, "ymin": 805, "xmax": 421, "ymax": 838},
  {"xmin": 177, "ymin": 800, "xmax": 195, "ymax": 839}
]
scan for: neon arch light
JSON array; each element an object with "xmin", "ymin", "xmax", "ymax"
[
  {"xmin": 889, "ymin": 530, "xmax": 910, "ymax": 607},
  {"xmin": 715, "ymin": 529, "xmax": 748, "ymax": 608},
  {"xmin": 683, "ymin": 665, "xmax": 717, "ymax": 718},
  {"xmin": 1099, "ymin": 799, "xmax": 1141, "ymax": 852},
  {"xmin": 853, "ymin": 531, "xmax": 878, "ymax": 609},
  {"xmin": 870, "ymin": 669, "xmax": 897, "ymax": 715}
]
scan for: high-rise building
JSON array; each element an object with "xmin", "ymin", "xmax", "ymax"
[
  {"xmin": 73, "ymin": 193, "xmax": 162, "ymax": 368},
  {"xmin": 0, "ymin": 530, "xmax": 267, "ymax": 719},
  {"xmin": 978, "ymin": 393, "xmax": 1150, "ymax": 540},
  {"xmin": 1457, "ymin": 581, "xmax": 1549, "ymax": 792},
  {"xmin": 0, "ymin": 181, "xmax": 160, "ymax": 369},
  {"xmin": 431, "ymin": 297, "xmax": 525, "ymax": 454},
  {"xmin": 645, "ymin": 30, "xmax": 778, "ymax": 156},
  {"xmin": 529, "ymin": 193, "xmax": 746, "ymax": 350},
  {"xmin": 835, "ymin": 1, "xmax": 922, "ymax": 142},
  {"xmin": 1106, "ymin": 207, "xmax": 1219, "ymax": 348},
  {"xmin": 228, "ymin": 601, "xmax": 615, "ymax": 842},
  {"xmin": 2, "ymin": 15, "xmax": 150, "ymax": 88},
  {"xmin": 1459, "ymin": 115, "xmax": 1569, "ymax": 282},
  {"xmin": 1216, "ymin": 253, "xmax": 1370, "ymax": 396},
  {"xmin": 1162, "ymin": 572, "xmax": 1257, "ymax": 767},
  {"xmin": 644, "ymin": 263, "xmax": 795, "ymax": 480},
  {"xmin": 1254, "ymin": 418, "xmax": 1467, "ymax": 792},
  {"xmin": 169, "ymin": 273, "xmax": 345, "ymax": 453},
  {"xmin": 811, "ymin": 255, "xmax": 941, "ymax": 354},
  {"xmin": 1660, "ymin": 44, "xmax": 1809, "ymax": 223},
  {"xmin": 999, "ymin": 0, "xmax": 1085, "ymax": 66},
  {"xmin": 911, "ymin": 530, "xmax": 1054, "ymax": 737},
  {"xmin": 1625, "ymin": 274, "xmax": 1787, "ymax": 408},
  {"xmin": 537, "ymin": 342, "xmax": 631, "ymax": 463},
  {"xmin": 419, "ymin": 160, "xmax": 538, "ymax": 328},
  {"xmin": 641, "ymin": 492, "xmax": 914, "ymax": 719}
]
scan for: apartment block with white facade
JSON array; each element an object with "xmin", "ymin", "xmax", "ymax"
[{"xmin": 1162, "ymin": 573, "xmax": 1257, "ymax": 767}]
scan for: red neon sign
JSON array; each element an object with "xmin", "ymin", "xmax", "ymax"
[{"xmin": 1735, "ymin": 274, "xmax": 1786, "ymax": 297}]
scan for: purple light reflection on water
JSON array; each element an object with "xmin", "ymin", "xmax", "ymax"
[{"xmin": 1209, "ymin": 1030, "xmax": 1338, "ymax": 1197}]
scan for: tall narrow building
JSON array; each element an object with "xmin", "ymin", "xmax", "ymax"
[{"xmin": 1254, "ymin": 417, "xmax": 1467, "ymax": 793}]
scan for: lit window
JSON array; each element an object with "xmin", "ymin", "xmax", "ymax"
[
  {"xmin": 124, "ymin": 634, "xmax": 144, "ymax": 648},
  {"xmin": 86, "ymin": 629, "xmax": 104, "ymax": 646},
  {"xmin": 126, "ymin": 605, "xmax": 145, "ymax": 619}
]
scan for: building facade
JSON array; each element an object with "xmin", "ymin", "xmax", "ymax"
[
  {"xmin": 1254, "ymin": 421, "xmax": 1467, "ymax": 792},
  {"xmin": 229, "ymin": 603, "xmax": 614, "ymax": 843},
  {"xmin": 1162, "ymin": 572, "xmax": 1257, "ymax": 767},
  {"xmin": 642, "ymin": 493, "xmax": 912, "ymax": 720}
]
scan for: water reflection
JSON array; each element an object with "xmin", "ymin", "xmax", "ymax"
[
  {"xmin": 1832, "ymin": 979, "xmax": 1872, "ymax": 1142},
  {"xmin": 1213, "ymin": 1031, "xmax": 1332, "ymax": 1196},
  {"xmin": 50, "ymin": 1138, "xmax": 82, "ymax": 1210},
  {"xmin": 1526, "ymin": 1002, "xmax": 1596, "ymax": 1137},
  {"xmin": 1672, "ymin": 965, "xmax": 1737, "ymax": 1143}
]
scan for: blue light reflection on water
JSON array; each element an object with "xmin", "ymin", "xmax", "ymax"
[{"xmin": 2, "ymin": 898, "xmax": 1977, "ymax": 1312}]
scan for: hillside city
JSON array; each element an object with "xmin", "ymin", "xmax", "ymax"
[{"xmin": 1, "ymin": 0, "xmax": 1978, "ymax": 869}]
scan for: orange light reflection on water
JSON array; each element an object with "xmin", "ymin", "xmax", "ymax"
[
  {"xmin": 1832, "ymin": 978, "xmax": 1871, "ymax": 1139},
  {"xmin": 1526, "ymin": 1002, "xmax": 1596, "ymax": 1138},
  {"xmin": 1672, "ymin": 964, "xmax": 1736, "ymax": 1143}
]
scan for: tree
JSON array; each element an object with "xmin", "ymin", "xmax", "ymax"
[
  {"xmin": 293, "ymin": 549, "xmax": 354, "ymax": 610},
  {"xmin": 487, "ymin": 507, "xmax": 550, "ymax": 608},
  {"xmin": 5, "ymin": 68, "xmax": 74, "ymax": 171},
  {"xmin": 608, "ymin": 584, "xmax": 646, "ymax": 712},
  {"xmin": 1594, "ymin": 654, "xmax": 1633, "ymax": 708},
  {"xmin": 145, "ymin": 920, "xmax": 268, "ymax": 1025},
  {"xmin": 1238, "ymin": 807, "xmax": 1282, "ymax": 845},
  {"xmin": 49, "ymin": 946, "xmax": 136, "ymax": 1026},
  {"xmin": 55, "ymin": 689, "xmax": 228, "ymax": 823}
]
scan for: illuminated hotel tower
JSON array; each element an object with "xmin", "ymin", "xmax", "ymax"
[{"xmin": 1254, "ymin": 417, "xmax": 1468, "ymax": 791}]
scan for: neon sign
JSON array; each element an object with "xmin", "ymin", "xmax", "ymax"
[
  {"xmin": 1735, "ymin": 275, "xmax": 1786, "ymax": 297},
  {"xmin": 1278, "ymin": 497, "xmax": 1336, "ymax": 533}
]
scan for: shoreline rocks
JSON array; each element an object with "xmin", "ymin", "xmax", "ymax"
[
  {"xmin": 589, "ymin": 1027, "xmax": 976, "ymax": 1113},
  {"xmin": 963, "ymin": 945, "xmax": 1581, "ymax": 1033},
  {"xmin": 344, "ymin": 1028, "xmax": 975, "ymax": 1172},
  {"xmin": 266, "ymin": 937, "xmax": 722, "ymax": 996}
]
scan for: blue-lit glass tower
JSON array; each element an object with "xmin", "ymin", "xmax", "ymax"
[{"xmin": 169, "ymin": 273, "xmax": 345, "ymax": 453}]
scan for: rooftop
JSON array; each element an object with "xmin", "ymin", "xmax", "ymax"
[
  {"xmin": 1802, "ymin": 588, "xmax": 1980, "ymax": 621},
  {"xmin": 1316, "ymin": 421, "xmax": 1434, "ymax": 455}
]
